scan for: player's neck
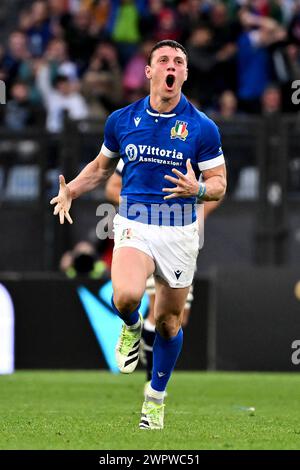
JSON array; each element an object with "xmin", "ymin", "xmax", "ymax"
[{"xmin": 149, "ymin": 92, "xmax": 181, "ymax": 114}]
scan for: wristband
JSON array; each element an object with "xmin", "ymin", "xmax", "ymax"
[{"xmin": 197, "ymin": 182, "xmax": 206, "ymax": 200}]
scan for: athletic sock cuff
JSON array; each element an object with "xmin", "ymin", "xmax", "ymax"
[{"xmin": 155, "ymin": 328, "xmax": 183, "ymax": 344}]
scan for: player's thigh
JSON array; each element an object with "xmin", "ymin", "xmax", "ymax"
[
  {"xmin": 112, "ymin": 247, "xmax": 155, "ymax": 302},
  {"xmin": 154, "ymin": 277, "xmax": 190, "ymax": 319}
]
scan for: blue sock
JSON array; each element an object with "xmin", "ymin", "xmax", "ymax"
[
  {"xmin": 111, "ymin": 296, "xmax": 140, "ymax": 326},
  {"xmin": 151, "ymin": 328, "xmax": 183, "ymax": 392}
]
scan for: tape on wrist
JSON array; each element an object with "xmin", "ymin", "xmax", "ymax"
[{"xmin": 197, "ymin": 183, "xmax": 206, "ymax": 200}]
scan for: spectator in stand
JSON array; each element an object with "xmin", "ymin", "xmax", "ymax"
[
  {"xmin": 36, "ymin": 63, "xmax": 88, "ymax": 132},
  {"xmin": 153, "ymin": 7, "xmax": 182, "ymax": 42},
  {"xmin": 186, "ymin": 25, "xmax": 217, "ymax": 108},
  {"xmin": 0, "ymin": 31, "xmax": 31, "ymax": 91},
  {"xmin": 178, "ymin": 0, "xmax": 208, "ymax": 43},
  {"xmin": 63, "ymin": 7, "xmax": 99, "ymax": 74},
  {"xmin": 186, "ymin": 24, "xmax": 235, "ymax": 108},
  {"xmin": 25, "ymin": 1, "xmax": 54, "ymax": 57},
  {"xmin": 108, "ymin": 0, "xmax": 148, "ymax": 66},
  {"xmin": 47, "ymin": 0, "xmax": 73, "ymax": 38},
  {"xmin": 81, "ymin": 71, "xmax": 112, "ymax": 120},
  {"xmin": 261, "ymin": 84, "xmax": 282, "ymax": 115},
  {"xmin": 0, "ymin": 80, "xmax": 45, "ymax": 131},
  {"xmin": 80, "ymin": 0, "xmax": 111, "ymax": 32},
  {"xmin": 216, "ymin": 89, "xmax": 239, "ymax": 119},
  {"xmin": 285, "ymin": 42, "xmax": 300, "ymax": 78},
  {"xmin": 44, "ymin": 38, "xmax": 78, "ymax": 82},
  {"xmin": 211, "ymin": 89, "xmax": 250, "ymax": 195},
  {"xmin": 288, "ymin": 0, "xmax": 300, "ymax": 44},
  {"xmin": 82, "ymin": 41, "xmax": 123, "ymax": 116},
  {"xmin": 237, "ymin": 7, "xmax": 287, "ymax": 113},
  {"xmin": 247, "ymin": 0, "xmax": 284, "ymax": 23},
  {"xmin": 18, "ymin": 38, "xmax": 78, "ymax": 106},
  {"xmin": 18, "ymin": 9, "xmax": 35, "ymax": 35},
  {"xmin": 122, "ymin": 39, "xmax": 154, "ymax": 101},
  {"xmin": 209, "ymin": 1, "xmax": 238, "ymax": 93},
  {"xmin": 139, "ymin": 0, "xmax": 163, "ymax": 40}
]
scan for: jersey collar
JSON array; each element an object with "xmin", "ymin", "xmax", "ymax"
[{"xmin": 143, "ymin": 94, "xmax": 188, "ymax": 118}]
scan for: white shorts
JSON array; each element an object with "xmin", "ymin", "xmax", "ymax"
[{"xmin": 113, "ymin": 214, "xmax": 199, "ymax": 288}]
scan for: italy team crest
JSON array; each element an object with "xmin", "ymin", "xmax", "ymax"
[{"xmin": 171, "ymin": 121, "xmax": 189, "ymax": 141}]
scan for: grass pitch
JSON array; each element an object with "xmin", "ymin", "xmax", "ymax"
[{"xmin": 1, "ymin": 371, "xmax": 300, "ymax": 450}]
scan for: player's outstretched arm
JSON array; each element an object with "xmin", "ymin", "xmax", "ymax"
[{"xmin": 50, "ymin": 152, "xmax": 119, "ymax": 224}]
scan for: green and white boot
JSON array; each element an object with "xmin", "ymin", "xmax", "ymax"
[
  {"xmin": 115, "ymin": 313, "xmax": 143, "ymax": 373},
  {"xmin": 139, "ymin": 399, "xmax": 165, "ymax": 430}
]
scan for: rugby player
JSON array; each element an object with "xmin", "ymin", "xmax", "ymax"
[
  {"xmin": 50, "ymin": 40, "xmax": 226, "ymax": 430},
  {"xmin": 105, "ymin": 162, "xmax": 222, "ymax": 392}
]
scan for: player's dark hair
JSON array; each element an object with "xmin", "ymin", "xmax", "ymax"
[{"xmin": 148, "ymin": 40, "xmax": 188, "ymax": 65}]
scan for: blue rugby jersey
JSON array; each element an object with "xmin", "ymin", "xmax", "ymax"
[{"xmin": 101, "ymin": 94, "xmax": 224, "ymax": 225}]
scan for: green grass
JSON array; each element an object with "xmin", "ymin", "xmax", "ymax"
[{"xmin": 0, "ymin": 371, "xmax": 300, "ymax": 450}]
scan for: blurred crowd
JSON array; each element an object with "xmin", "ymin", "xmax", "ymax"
[{"xmin": 0, "ymin": 0, "xmax": 300, "ymax": 133}]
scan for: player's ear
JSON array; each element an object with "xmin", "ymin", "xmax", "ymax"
[
  {"xmin": 184, "ymin": 67, "xmax": 188, "ymax": 82},
  {"xmin": 145, "ymin": 65, "xmax": 151, "ymax": 79}
]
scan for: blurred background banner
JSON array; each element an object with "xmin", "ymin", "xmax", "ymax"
[
  {"xmin": 207, "ymin": 267, "xmax": 300, "ymax": 371},
  {"xmin": 0, "ymin": 283, "xmax": 14, "ymax": 374},
  {"xmin": 0, "ymin": 271, "xmax": 299, "ymax": 371}
]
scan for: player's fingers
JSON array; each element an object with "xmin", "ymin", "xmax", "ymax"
[
  {"xmin": 164, "ymin": 175, "xmax": 183, "ymax": 185},
  {"xmin": 65, "ymin": 211, "xmax": 73, "ymax": 224},
  {"xmin": 163, "ymin": 193, "xmax": 178, "ymax": 200},
  {"xmin": 59, "ymin": 209, "xmax": 65, "ymax": 224},
  {"xmin": 186, "ymin": 158, "xmax": 193, "ymax": 172},
  {"xmin": 50, "ymin": 197, "xmax": 59, "ymax": 205},
  {"xmin": 172, "ymin": 168, "xmax": 186, "ymax": 179},
  {"xmin": 59, "ymin": 174, "xmax": 66, "ymax": 187},
  {"xmin": 54, "ymin": 204, "xmax": 61, "ymax": 215},
  {"xmin": 162, "ymin": 186, "xmax": 180, "ymax": 193}
]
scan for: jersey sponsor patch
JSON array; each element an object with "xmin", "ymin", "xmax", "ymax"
[
  {"xmin": 125, "ymin": 143, "xmax": 138, "ymax": 161},
  {"xmin": 171, "ymin": 120, "xmax": 189, "ymax": 141}
]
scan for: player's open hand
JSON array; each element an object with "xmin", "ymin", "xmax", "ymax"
[
  {"xmin": 50, "ymin": 175, "xmax": 73, "ymax": 224},
  {"xmin": 162, "ymin": 159, "xmax": 199, "ymax": 200}
]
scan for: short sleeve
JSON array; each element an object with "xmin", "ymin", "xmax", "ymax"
[
  {"xmin": 101, "ymin": 111, "xmax": 120, "ymax": 158},
  {"xmin": 197, "ymin": 117, "xmax": 225, "ymax": 171}
]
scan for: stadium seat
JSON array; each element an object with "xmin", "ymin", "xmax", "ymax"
[{"xmin": 5, "ymin": 165, "xmax": 40, "ymax": 200}]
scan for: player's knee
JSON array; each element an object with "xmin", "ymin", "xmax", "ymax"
[
  {"xmin": 114, "ymin": 289, "xmax": 141, "ymax": 314},
  {"xmin": 155, "ymin": 313, "xmax": 181, "ymax": 339}
]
